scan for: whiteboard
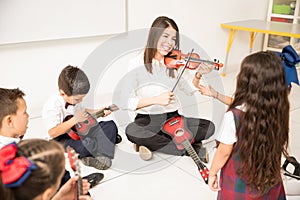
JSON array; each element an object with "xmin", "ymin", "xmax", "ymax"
[{"xmin": 0, "ymin": 0, "xmax": 126, "ymax": 44}]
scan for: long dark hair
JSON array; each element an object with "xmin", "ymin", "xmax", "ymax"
[
  {"xmin": 229, "ymin": 51, "xmax": 289, "ymax": 194},
  {"xmin": 144, "ymin": 16, "xmax": 179, "ymax": 77}
]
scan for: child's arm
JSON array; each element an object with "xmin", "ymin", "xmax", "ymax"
[
  {"xmin": 192, "ymin": 74, "xmax": 233, "ymax": 106},
  {"xmin": 208, "ymin": 142, "xmax": 233, "ymax": 191},
  {"xmin": 48, "ymin": 111, "xmax": 88, "ymax": 138},
  {"xmin": 198, "ymin": 84, "xmax": 233, "ymax": 105}
]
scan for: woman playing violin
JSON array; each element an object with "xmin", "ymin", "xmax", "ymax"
[{"xmin": 120, "ymin": 16, "xmax": 215, "ymax": 162}]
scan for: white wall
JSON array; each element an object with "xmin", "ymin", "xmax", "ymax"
[
  {"xmin": 0, "ymin": 0, "xmax": 126, "ymax": 44},
  {"xmin": 0, "ymin": 0, "xmax": 269, "ymax": 119}
]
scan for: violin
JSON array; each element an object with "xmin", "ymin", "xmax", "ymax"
[{"xmin": 164, "ymin": 49, "xmax": 223, "ymax": 70}]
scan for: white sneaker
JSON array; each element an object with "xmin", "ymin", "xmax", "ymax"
[
  {"xmin": 133, "ymin": 144, "xmax": 152, "ymax": 161},
  {"xmin": 139, "ymin": 146, "xmax": 152, "ymax": 161}
]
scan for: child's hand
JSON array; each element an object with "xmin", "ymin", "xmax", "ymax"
[
  {"xmin": 79, "ymin": 195, "xmax": 92, "ymax": 200},
  {"xmin": 103, "ymin": 110, "xmax": 112, "ymax": 117},
  {"xmin": 98, "ymin": 106, "xmax": 112, "ymax": 117},
  {"xmin": 208, "ymin": 174, "xmax": 221, "ymax": 192},
  {"xmin": 81, "ymin": 179, "xmax": 91, "ymax": 195},
  {"xmin": 52, "ymin": 176, "xmax": 90, "ymax": 200},
  {"xmin": 198, "ymin": 85, "xmax": 217, "ymax": 98},
  {"xmin": 73, "ymin": 110, "xmax": 89, "ymax": 123}
]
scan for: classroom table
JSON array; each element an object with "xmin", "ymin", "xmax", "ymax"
[{"xmin": 220, "ymin": 19, "xmax": 300, "ymax": 76}]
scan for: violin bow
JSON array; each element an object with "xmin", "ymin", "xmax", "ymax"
[{"xmin": 171, "ymin": 48, "xmax": 194, "ymax": 92}]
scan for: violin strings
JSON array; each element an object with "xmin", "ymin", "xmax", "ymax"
[{"xmin": 171, "ymin": 48, "xmax": 194, "ymax": 92}]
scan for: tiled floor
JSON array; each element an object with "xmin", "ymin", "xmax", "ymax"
[
  {"xmin": 89, "ymin": 67, "xmax": 300, "ymax": 199},
  {"xmin": 26, "ymin": 66, "xmax": 300, "ymax": 199}
]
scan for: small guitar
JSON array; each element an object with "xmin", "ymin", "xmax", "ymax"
[
  {"xmin": 67, "ymin": 146, "xmax": 82, "ymax": 200},
  {"xmin": 64, "ymin": 104, "xmax": 119, "ymax": 140},
  {"xmin": 162, "ymin": 116, "xmax": 209, "ymax": 184}
]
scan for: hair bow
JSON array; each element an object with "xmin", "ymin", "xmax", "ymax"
[
  {"xmin": 0, "ymin": 142, "xmax": 37, "ymax": 188},
  {"xmin": 277, "ymin": 45, "xmax": 299, "ymax": 87}
]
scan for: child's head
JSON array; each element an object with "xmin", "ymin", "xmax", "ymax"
[
  {"xmin": 58, "ymin": 65, "xmax": 90, "ymax": 105},
  {"xmin": 0, "ymin": 139, "xmax": 65, "ymax": 200},
  {"xmin": 233, "ymin": 51, "xmax": 288, "ymax": 104},
  {"xmin": 0, "ymin": 88, "xmax": 29, "ymax": 137}
]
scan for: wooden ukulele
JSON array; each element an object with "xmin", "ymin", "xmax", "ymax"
[
  {"xmin": 67, "ymin": 146, "xmax": 82, "ymax": 200},
  {"xmin": 64, "ymin": 104, "xmax": 119, "ymax": 140},
  {"xmin": 162, "ymin": 116, "xmax": 209, "ymax": 184}
]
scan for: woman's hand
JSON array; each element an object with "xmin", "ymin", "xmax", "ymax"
[
  {"xmin": 192, "ymin": 75, "xmax": 201, "ymax": 89},
  {"xmin": 197, "ymin": 63, "xmax": 214, "ymax": 75},
  {"xmin": 155, "ymin": 91, "xmax": 174, "ymax": 106}
]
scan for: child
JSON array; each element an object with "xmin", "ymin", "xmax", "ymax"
[
  {"xmin": 118, "ymin": 16, "xmax": 215, "ymax": 162},
  {"xmin": 0, "ymin": 88, "xmax": 28, "ymax": 147},
  {"xmin": 0, "ymin": 139, "xmax": 91, "ymax": 200},
  {"xmin": 42, "ymin": 65, "xmax": 120, "ymax": 170},
  {"xmin": 208, "ymin": 51, "xmax": 289, "ymax": 199},
  {"xmin": 0, "ymin": 87, "xmax": 102, "ymax": 193}
]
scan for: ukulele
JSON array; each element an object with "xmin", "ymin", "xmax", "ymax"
[
  {"xmin": 64, "ymin": 104, "xmax": 119, "ymax": 140},
  {"xmin": 162, "ymin": 116, "xmax": 209, "ymax": 184},
  {"xmin": 67, "ymin": 146, "xmax": 82, "ymax": 200}
]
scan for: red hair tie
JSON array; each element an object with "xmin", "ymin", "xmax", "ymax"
[{"xmin": 0, "ymin": 142, "xmax": 37, "ymax": 188}]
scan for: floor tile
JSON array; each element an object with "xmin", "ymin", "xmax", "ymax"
[{"xmin": 89, "ymin": 160, "xmax": 217, "ymax": 200}]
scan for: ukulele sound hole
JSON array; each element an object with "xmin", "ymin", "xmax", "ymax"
[{"xmin": 175, "ymin": 128, "xmax": 184, "ymax": 137}]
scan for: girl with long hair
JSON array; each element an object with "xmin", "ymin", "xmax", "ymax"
[{"xmin": 208, "ymin": 51, "xmax": 289, "ymax": 199}]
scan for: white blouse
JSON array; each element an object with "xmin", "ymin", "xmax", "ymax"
[{"xmin": 119, "ymin": 52, "xmax": 197, "ymax": 115}]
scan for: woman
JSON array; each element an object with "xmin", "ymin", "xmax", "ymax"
[{"xmin": 122, "ymin": 16, "xmax": 215, "ymax": 162}]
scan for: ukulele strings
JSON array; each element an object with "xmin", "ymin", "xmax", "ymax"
[{"xmin": 182, "ymin": 140, "xmax": 206, "ymax": 169}]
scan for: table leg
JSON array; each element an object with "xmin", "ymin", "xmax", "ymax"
[
  {"xmin": 222, "ymin": 29, "xmax": 237, "ymax": 76},
  {"xmin": 249, "ymin": 32, "xmax": 257, "ymax": 53}
]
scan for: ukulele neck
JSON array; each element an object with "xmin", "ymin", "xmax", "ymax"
[
  {"xmin": 74, "ymin": 159, "xmax": 83, "ymax": 198},
  {"xmin": 182, "ymin": 140, "xmax": 205, "ymax": 170},
  {"xmin": 91, "ymin": 108, "xmax": 106, "ymax": 119},
  {"xmin": 76, "ymin": 175, "xmax": 83, "ymax": 199}
]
